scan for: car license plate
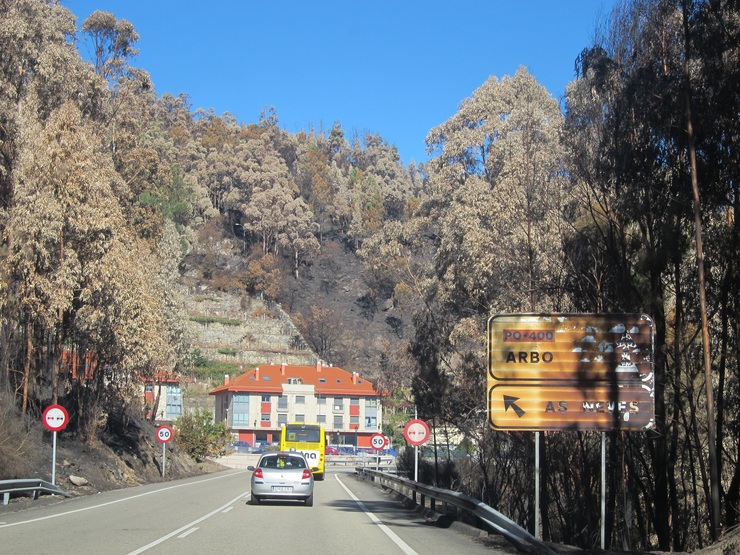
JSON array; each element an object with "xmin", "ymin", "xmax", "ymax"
[{"xmin": 272, "ymin": 486, "xmax": 292, "ymax": 492}]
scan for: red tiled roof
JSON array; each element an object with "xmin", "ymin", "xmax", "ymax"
[{"xmin": 209, "ymin": 363, "xmax": 376, "ymax": 396}]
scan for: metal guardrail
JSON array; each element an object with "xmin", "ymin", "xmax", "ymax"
[
  {"xmin": 357, "ymin": 467, "xmax": 557, "ymax": 555},
  {"xmin": 0, "ymin": 479, "xmax": 71, "ymax": 506},
  {"xmin": 327, "ymin": 455, "xmax": 396, "ymax": 467}
]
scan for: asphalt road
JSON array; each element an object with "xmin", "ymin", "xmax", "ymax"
[{"xmin": 0, "ymin": 468, "xmax": 509, "ymax": 554}]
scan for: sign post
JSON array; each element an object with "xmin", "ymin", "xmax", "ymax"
[
  {"xmin": 487, "ymin": 313, "xmax": 655, "ymax": 546},
  {"xmin": 403, "ymin": 418, "xmax": 430, "ymax": 482},
  {"xmin": 42, "ymin": 404, "xmax": 69, "ymax": 485},
  {"xmin": 156, "ymin": 425, "xmax": 173, "ymax": 478}
]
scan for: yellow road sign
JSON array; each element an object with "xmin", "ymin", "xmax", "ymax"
[{"xmin": 487, "ymin": 314, "xmax": 655, "ymax": 431}]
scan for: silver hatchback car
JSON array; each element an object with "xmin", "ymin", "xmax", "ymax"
[{"xmin": 248, "ymin": 452, "xmax": 315, "ymax": 506}]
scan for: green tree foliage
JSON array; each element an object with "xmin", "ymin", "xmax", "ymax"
[{"xmin": 175, "ymin": 408, "xmax": 231, "ymax": 462}]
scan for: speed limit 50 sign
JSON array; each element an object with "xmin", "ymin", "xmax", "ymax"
[
  {"xmin": 156, "ymin": 425, "xmax": 173, "ymax": 443},
  {"xmin": 370, "ymin": 433, "xmax": 388, "ymax": 450}
]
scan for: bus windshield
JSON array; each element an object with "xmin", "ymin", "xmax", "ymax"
[{"xmin": 284, "ymin": 425, "xmax": 321, "ymax": 443}]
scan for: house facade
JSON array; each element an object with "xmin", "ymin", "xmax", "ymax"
[
  {"xmin": 143, "ymin": 373, "xmax": 183, "ymax": 422},
  {"xmin": 209, "ymin": 362, "xmax": 382, "ymax": 448}
]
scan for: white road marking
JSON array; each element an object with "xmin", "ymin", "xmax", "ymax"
[
  {"xmin": 127, "ymin": 492, "xmax": 246, "ymax": 554},
  {"xmin": 178, "ymin": 527, "xmax": 198, "ymax": 539},
  {"xmin": 0, "ymin": 471, "xmax": 246, "ymax": 530},
  {"xmin": 335, "ymin": 474, "xmax": 418, "ymax": 555}
]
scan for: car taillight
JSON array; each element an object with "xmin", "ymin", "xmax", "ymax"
[
  {"xmin": 254, "ymin": 468, "xmax": 263, "ymax": 479},
  {"xmin": 302, "ymin": 469, "xmax": 312, "ymax": 480}
]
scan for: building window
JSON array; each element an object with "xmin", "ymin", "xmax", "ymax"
[
  {"xmin": 261, "ymin": 394, "xmax": 271, "ymax": 402},
  {"xmin": 365, "ymin": 416, "xmax": 377, "ymax": 429},
  {"xmin": 365, "ymin": 398, "xmax": 377, "ymax": 408},
  {"xmin": 296, "ymin": 395, "xmax": 305, "ymax": 404},
  {"xmin": 317, "ymin": 414, "xmax": 326, "ymax": 424},
  {"xmin": 350, "ymin": 397, "xmax": 360, "ymax": 406},
  {"xmin": 317, "ymin": 396, "xmax": 326, "ymax": 405},
  {"xmin": 278, "ymin": 395, "xmax": 288, "ymax": 410},
  {"xmin": 232, "ymin": 393, "xmax": 250, "ymax": 425},
  {"xmin": 333, "ymin": 415, "xmax": 343, "ymax": 429},
  {"xmin": 295, "ymin": 414, "xmax": 305, "ymax": 422},
  {"xmin": 278, "ymin": 414, "xmax": 288, "ymax": 426},
  {"xmin": 350, "ymin": 415, "xmax": 359, "ymax": 425},
  {"xmin": 165, "ymin": 385, "xmax": 182, "ymax": 417},
  {"xmin": 333, "ymin": 399, "xmax": 344, "ymax": 411},
  {"xmin": 260, "ymin": 413, "xmax": 270, "ymax": 422}
]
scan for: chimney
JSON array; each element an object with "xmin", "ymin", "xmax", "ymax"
[
  {"xmin": 281, "ymin": 362, "xmax": 286, "ymax": 376},
  {"xmin": 316, "ymin": 361, "xmax": 322, "ymax": 373},
  {"xmin": 352, "ymin": 372, "xmax": 357, "ymax": 384},
  {"xmin": 255, "ymin": 366, "xmax": 260, "ymax": 380},
  {"xmin": 224, "ymin": 374, "xmax": 230, "ymax": 385}
]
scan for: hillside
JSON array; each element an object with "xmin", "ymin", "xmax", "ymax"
[{"xmin": 182, "ymin": 230, "xmax": 410, "ymax": 382}]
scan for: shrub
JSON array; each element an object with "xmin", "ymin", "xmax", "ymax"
[
  {"xmin": 175, "ymin": 408, "xmax": 230, "ymax": 462},
  {"xmin": 0, "ymin": 391, "xmax": 45, "ymax": 480}
]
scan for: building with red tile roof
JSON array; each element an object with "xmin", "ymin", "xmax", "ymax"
[{"xmin": 209, "ymin": 361, "xmax": 382, "ymax": 449}]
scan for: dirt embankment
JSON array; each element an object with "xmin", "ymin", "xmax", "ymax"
[{"xmin": 2, "ymin": 416, "xmax": 225, "ymax": 510}]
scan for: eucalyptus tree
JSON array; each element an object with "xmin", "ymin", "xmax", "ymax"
[
  {"xmin": 81, "ymin": 10, "xmax": 139, "ymax": 82},
  {"xmin": 294, "ymin": 145, "xmax": 332, "ymax": 241},
  {"xmin": 690, "ymin": 0, "xmax": 740, "ymax": 530},
  {"xmin": 0, "ymin": 0, "xmax": 106, "ymax": 222},
  {"xmin": 191, "ymin": 111, "xmax": 244, "ymax": 213},
  {"xmin": 7, "ymin": 101, "xmax": 169, "ymax": 436},
  {"xmin": 355, "ymin": 133, "xmax": 417, "ymax": 221},
  {"xmin": 278, "ymin": 196, "xmax": 320, "ymax": 279},
  {"xmin": 0, "ymin": 0, "xmax": 107, "ymax": 405},
  {"xmin": 561, "ymin": 0, "xmax": 740, "ymax": 548},
  {"xmin": 243, "ymin": 179, "xmax": 299, "ymax": 256},
  {"xmin": 226, "ymin": 129, "xmax": 300, "ymax": 256},
  {"xmin": 426, "ymin": 67, "xmax": 569, "ymax": 316}
]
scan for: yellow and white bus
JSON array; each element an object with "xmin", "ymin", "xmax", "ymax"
[{"xmin": 280, "ymin": 423, "xmax": 326, "ymax": 480}]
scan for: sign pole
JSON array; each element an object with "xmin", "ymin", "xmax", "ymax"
[
  {"xmin": 51, "ymin": 431, "xmax": 58, "ymax": 485},
  {"xmin": 415, "ymin": 406, "xmax": 419, "ymax": 482},
  {"xmin": 414, "ymin": 407, "xmax": 419, "ymax": 482},
  {"xmin": 535, "ymin": 431, "xmax": 540, "ymax": 540},
  {"xmin": 156, "ymin": 425, "xmax": 174, "ymax": 478},
  {"xmin": 601, "ymin": 432, "xmax": 606, "ymax": 549}
]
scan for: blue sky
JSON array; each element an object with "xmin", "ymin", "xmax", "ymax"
[{"xmin": 64, "ymin": 1, "xmax": 615, "ymax": 165}]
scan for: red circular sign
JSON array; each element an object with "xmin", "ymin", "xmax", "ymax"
[
  {"xmin": 42, "ymin": 404, "xmax": 69, "ymax": 432},
  {"xmin": 156, "ymin": 425, "xmax": 174, "ymax": 443},
  {"xmin": 370, "ymin": 433, "xmax": 388, "ymax": 450},
  {"xmin": 403, "ymin": 419, "xmax": 430, "ymax": 447}
]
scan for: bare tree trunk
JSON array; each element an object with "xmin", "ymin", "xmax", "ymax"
[
  {"xmin": 150, "ymin": 381, "xmax": 162, "ymax": 422},
  {"xmin": 52, "ymin": 231, "xmax": 64, "ymax": 405},
  {"xmin": 22, "ymin": 322, "xmax": 32, "ymax": 416},
  {"xmin": 682, "ymin": 0, "xmax": 721, "ymax": 540}
]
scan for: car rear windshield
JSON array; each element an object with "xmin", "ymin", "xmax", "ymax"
[{"xmin": 259, "ymin": 455, "xmax": 307, "ymax": 469}]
